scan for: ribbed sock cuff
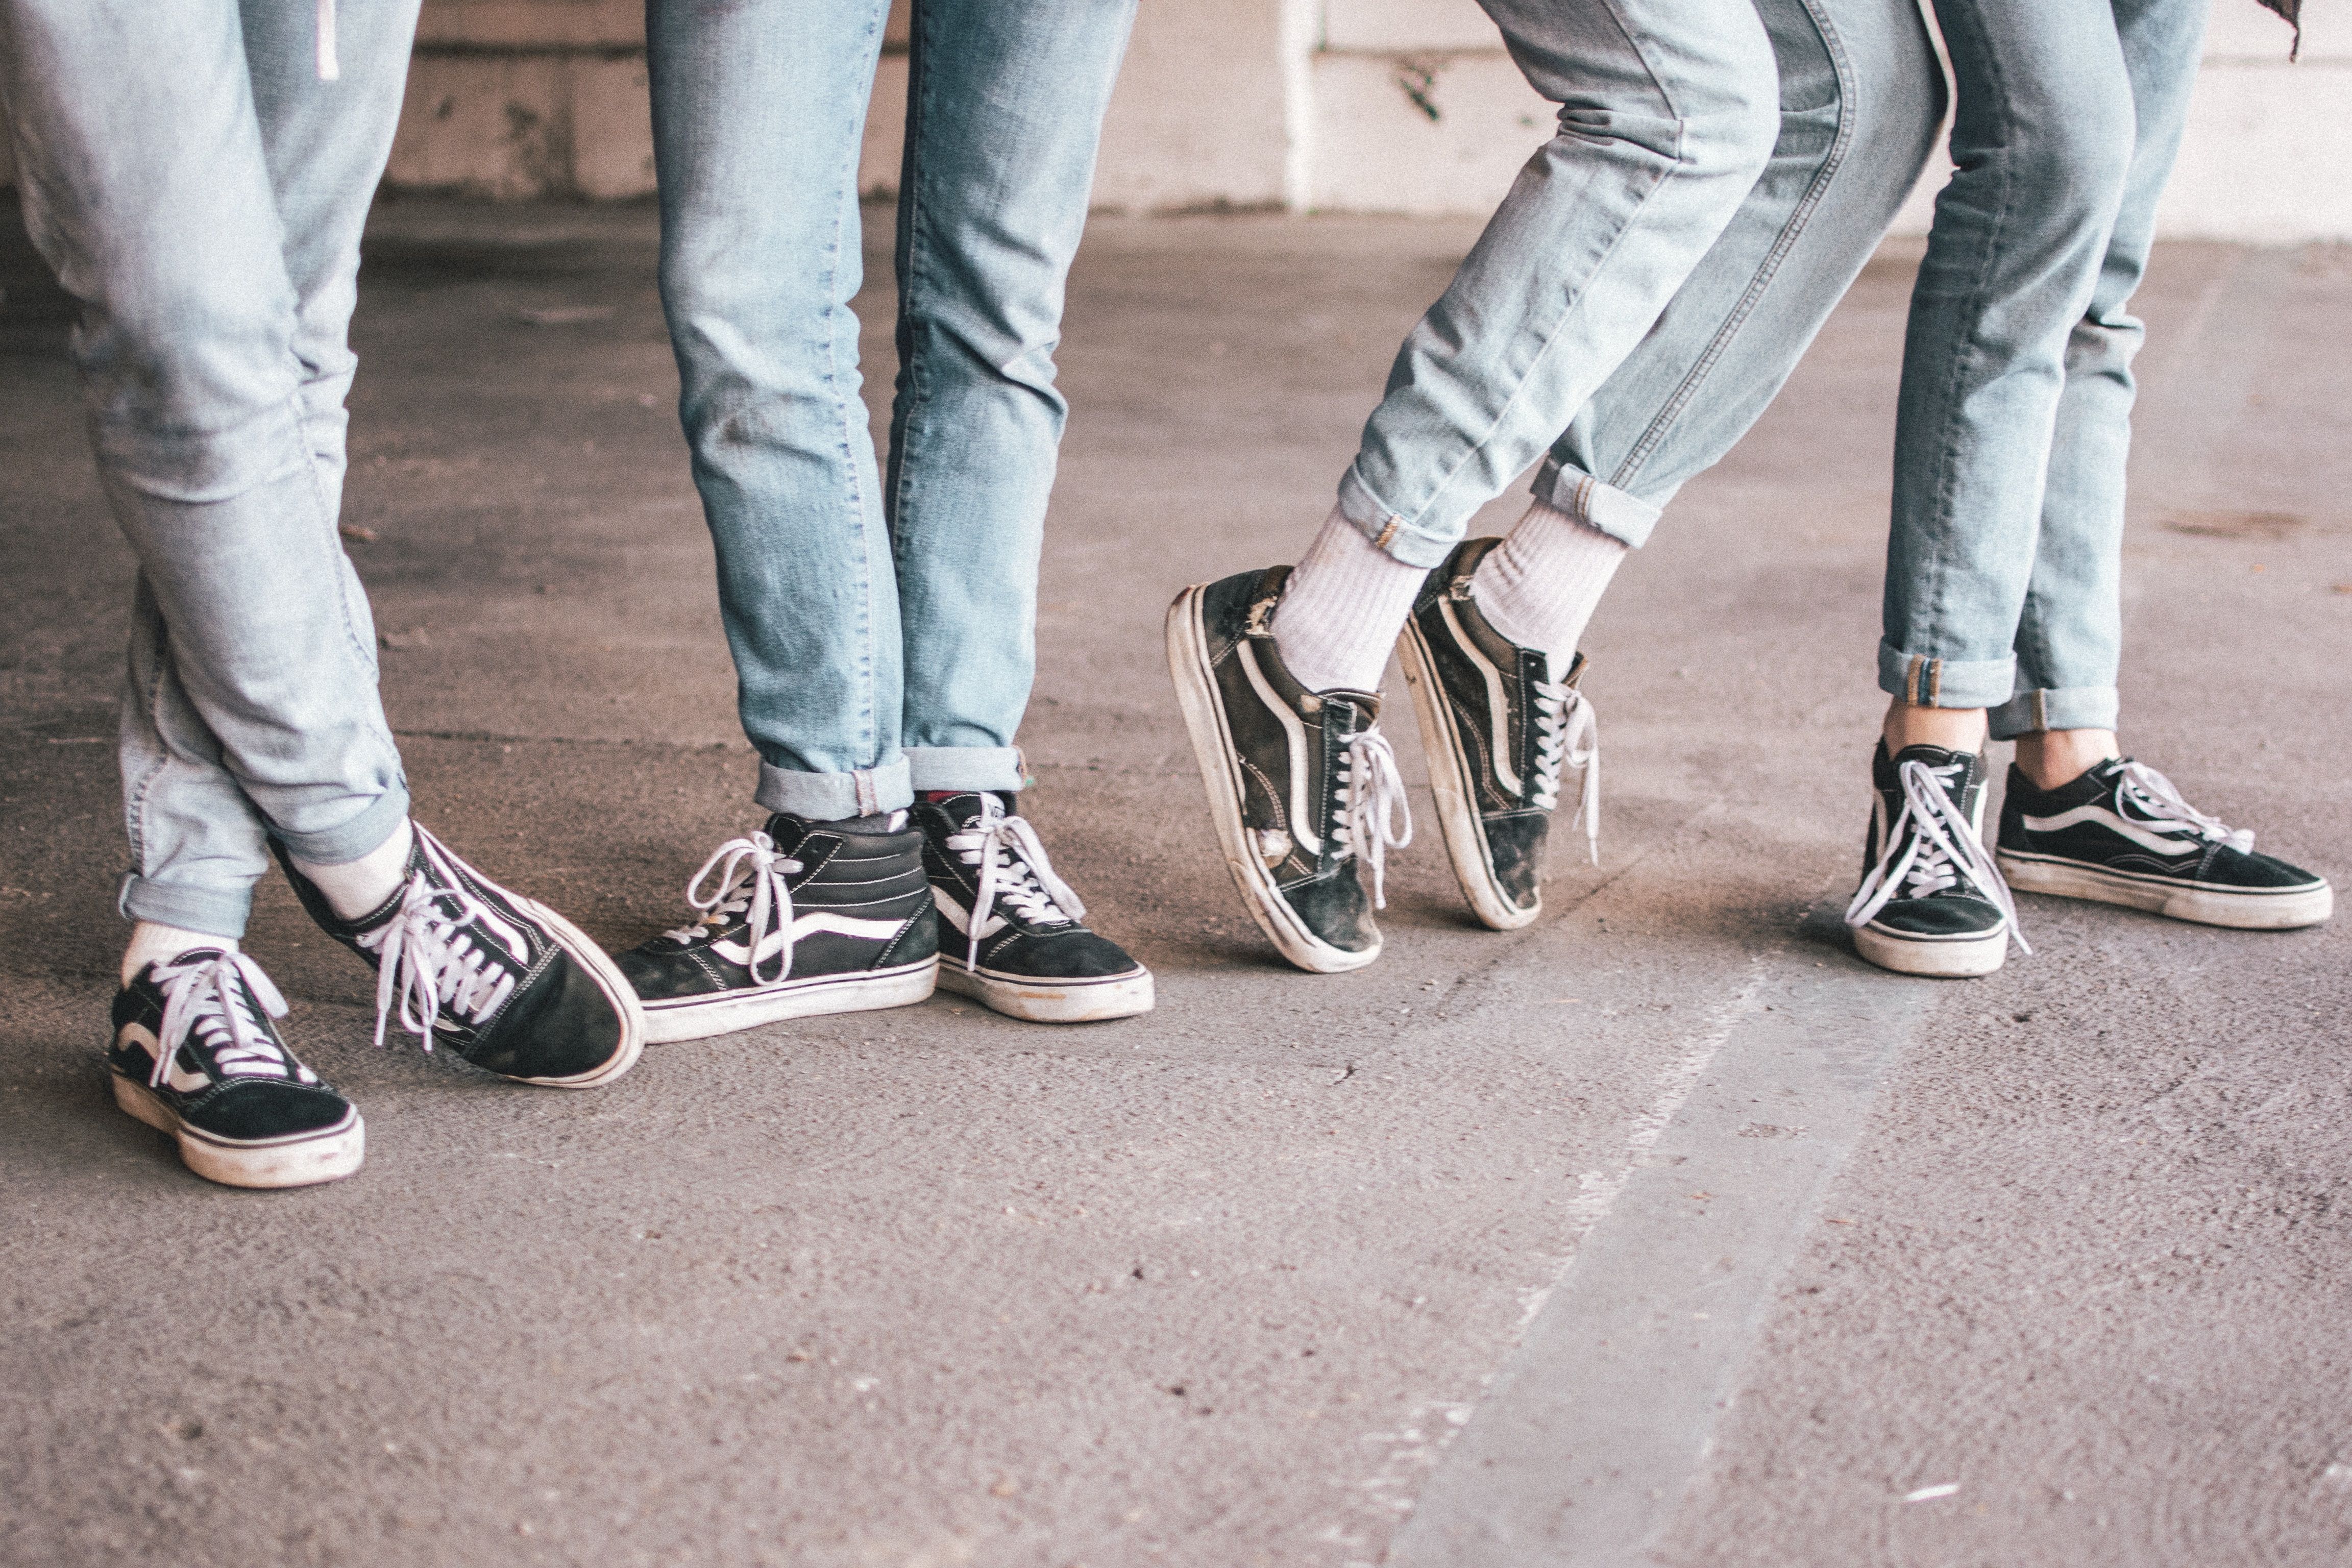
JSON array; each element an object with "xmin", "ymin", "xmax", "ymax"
[
  {"xmin": 1271, "ymin": 505, "xmax": 1429, "ymax": 693},
  {"xmin": 1469, "ymin": 500, "xmax": 1628, "ymax": 662}
]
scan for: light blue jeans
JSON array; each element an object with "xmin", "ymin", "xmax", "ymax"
[
  {"xmin": 1339, "ymin": 0, "xmax": 1943, "ymax": 567},
  {"xmin": 1880, "ymin": 0, "xmax": 2210, "ymax": 739},
  {"xmin": 1, "ymin": 0, "xmax": 420, "ymax": 940},
  {"xmin": 648, "ymin": 0, "xmax": 1136, "ymax": 822}
]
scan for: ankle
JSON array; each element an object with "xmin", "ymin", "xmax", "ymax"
[
  {"xmin": 2013, "ymin": 728, "xmax": 2120, "ymax": 791},
  {"xmin": 122, "ymin": 923, "xmax": 234, "ymax": 986},
  {"xmin": 1882, "ymin": 700, "xmax": 1987, "ymax": 757},
  {"xmin": 1271, "ymin": 506, "xmax": 1426, "ymax": 693}
]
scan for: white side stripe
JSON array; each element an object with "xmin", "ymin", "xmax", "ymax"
[
  {"xmin": 1239, "ymin": 639, "xmax": 1321, "ymax": 855},
  {"xmin": 1439, "ymin": 595, "xmax": 1520, "ymax": 796},
  {"xmin": 2023, "ymin": 803, "xmax": 2198, "ymax": 857},
  {"xmin": 711, "ymin": 912, "xmax": 908, "ymax": 971}
]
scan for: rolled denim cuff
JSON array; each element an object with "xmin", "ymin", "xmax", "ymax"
[
  {"xmin": 1875, "ymin": 641, "xmax": 2017, "ymax": 711},
  {"xmin": 1531, "ymin": 460, "xmax": 1665, "ymax": 549},
  {"xmin": 267, "ymin": 781, "xmax": 412, "ymax": 867},
  {"xmin": 118, "ymin": 873, "xmax": 254, "ymax": 941},
  {"xmin": 905, "ymin": 746, "xmax": 1027, "ymax": 794},
  {"xmin": 1335, "ymin": 467, "xmax": 1459, "ymax": 571},
  {"xmin": 1988, "ymin": 684, "xmax": 2121, "ymax": 742},
  {"xmin": 754, "ymin": 753, "xmax": 914, "ymax": 821}
]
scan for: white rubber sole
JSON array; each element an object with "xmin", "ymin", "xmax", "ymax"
[
  {"xmin": 1396, "ymin": 615, "xmax": 1538, "ymax": 933},
  {"xmin": 1998, "ymin": 851, "xmax": 2334, "ymax": 930},
  {"xmin": 507, "ymin": 893, "xmax": 647, "ymax": 1088},
  {"xmin": 1851, "ymin": 921, "xmax": 2008, "ymax": 978},
  {"xmin": 1165, "ymin": 585, "xmax": 1380, "ymax": 975},
  {"xmin": 937, "ymin": 958, "xmax": 1156, "ymax": 1022},
  {"xmin": 643, "ymin": 957, "xmax": 938, "ymax": 1044},
  {"xmin": 113, "ymin": 1074, "xmax": 365, "ymax": 1189}
]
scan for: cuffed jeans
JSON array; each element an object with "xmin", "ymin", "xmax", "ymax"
[
  {"xmin": 1338, "ymin": 0, "xmax": 1942, "ymax": 568},
  {"xmin": 1880, "ymin": 0, "xmax": 2210, "ymax": 740},
  {"xmin": 648, "ymin": 0, "xmax": 1135, "ymax": 822},
  {"xmin": 1, "ymin": 0, "xmax": 419, "ymax": 940}
]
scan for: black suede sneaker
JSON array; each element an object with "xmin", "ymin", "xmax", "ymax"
[
  {"xmin": 1844, "ymin": 743, "xmax": 2025, "ymax": 977},
  {"xmin": 1166, "ymin": 565, "xmax": 1411, "ymax": 974},
  {"xmin": 279, "ymin": 824, "xmax": 643, "ymax": 1088},
  {"xmin": 1398, "ymin": 536, "xmax": 1597, "ymax": 932},
  {"xmin": 1997, "ymin": 757, "xmax": 2332, "ymax": 929},
  {"xmin": 913, "ymin": 791, "xmax": 1153, "ymax": 1023},
  {"xmin": 108, "ymin": 948, "xmax": 364, "ymax": 1189},
  {"xmin": 619, "ymin": 811, "xmax": 937, "ymax": 1043}
]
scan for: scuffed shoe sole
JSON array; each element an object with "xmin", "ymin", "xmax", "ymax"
[
  {"xmin": 643, "ymin": 958, "xmax": 938, "ymax": 1044},
  {"xmin": 937, "ymin": 958, "xmax": 1155, "ymax": 1022},
  {"xmin": 112, "ymin": 1074, "xmax": 364, "ymax": 1189},
  {"xmin": 1851, "ymin": 922, "xmax": 2008, "ymax": 978}
]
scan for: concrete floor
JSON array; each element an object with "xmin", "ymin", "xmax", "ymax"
[{"xmin": 3, "ymin": 200, "xmax": 2348, "ymax": 1568}]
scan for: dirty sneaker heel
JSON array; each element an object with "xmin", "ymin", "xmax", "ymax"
[
  {"xmin": 914, "ymin": 791, "xmax": 1153, "ymax": 1022},
  {"xmin": 1398, "ymin": 536, "xmax": 1598, "ymax": 932},
  {"xmin": 1997, "ymin": 757, "xmax": 2332, "ymax": 929},
  {"xmin": 1845, "ymin": 743, "xmax": 2025, "ymax": 977},
  {"xmin": 1166, "ymin": 565, "xmax": 1410, "ymax": 974},
  {"xmin": 618, "ymin": 810, "xmax": 938, "ymax": 1044},
  {"xmin": 109, "ymin": 948, "xmax": 364, "ymax": 1189},
  {"xmin": 279, "ymin": 824, "xmax": 643, "ymax": 1087}
]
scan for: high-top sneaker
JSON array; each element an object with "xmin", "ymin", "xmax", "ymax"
[
  {"xmin": 279, "ymin": 824, "xmax": 643, "ymax": 1087},
  {"xmin": 1998, "ymin": 757, "xmax": 2332, "ymax": 929},
  {"xmin": 1844, "ymin": 742, "xmax": 2026, "ymax": 977},
  {"xmin": 108, "ymin": 948, "xmax": 364, "ymax": 1189},
  {"xmin": 1398, "ymin": 536, "xmax": 1598, "ymax": 932},
  {"xmin": 913, "ymin": 791, "xmax": 1153, "ymax": 1023},
  {"xmin": 1166, "ymin": 565, "xmax": 1412, "ymax": 974},
  {"xmin": 618, "ymin": 810, "xmax": 937, "ymax": 1043}
]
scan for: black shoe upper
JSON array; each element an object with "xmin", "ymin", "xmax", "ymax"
[
  {"xmin": 1408, "ymin": 537, "xmax": 1595, "ymax": 913},
  {"xmin": 279, "ymin": 825, "xmax": 627, "ymax": 1082},
  {"xmin": 912, "ymin": 792, "xmax": 1144, "ymax": 983},
  {"xmin": 1196, "ymin": 566, "xmax": 1409, "ymax": 957},
  {"xmin": 109, "ymin": 949, "xmax": 355, "ymax": 1144},
  {"xmin": 619, "ymin": 810, "xmax": 935, "ymax": 1002},
  {"xmin": 1999, "ymin": 757, "xmax": 2326, "ymax": 892},
  {"xmin": 1847, "ymin": 742, "xmax": 2018, "ymax": 943}
]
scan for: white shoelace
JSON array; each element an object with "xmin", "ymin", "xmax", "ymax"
[
  {"xmin": 950, "ymin": 795, "xmax": 1086, "ymax": 972},
  {"xmin": 665, "ymin": 831, "xmax": 804, "ymax": 985},
  {"xmin": 357, "ymin": 829, "xmax": 523, "ymax": 1050},
  {"xmin": 2115, "ymin": 761, "xmax": 2255, "ymax": 852},
  {"xmin": 1333, "ymin": 726, "xmax": 1413, "ymax": 908},
  {"xmin": 146, "ymin": 950, "xmax": 297, "ymax": 1088},
  {"xmin": 1845, "ymin": 756, "xmax": 2028, "ymax": 952},
  {"xmin": 1530, "ymin": 670, "xmax": 1601, "ymax": 864}
]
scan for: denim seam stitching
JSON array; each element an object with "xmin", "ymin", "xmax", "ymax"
[{"xmin": 1610, "ymin": 0, "xmax": 1856, "ymax": 491}]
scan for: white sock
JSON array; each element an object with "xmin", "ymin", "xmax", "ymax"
[
  {"xmin": 1271, "ymin": 506, "xmax": 1428, "ymax": 694},
  {"xmin": 1469, "ymin": 499, "xmax": 1629, "ymax": 664},
  {"xmin": 121, "ymin": 923, "xmax": 235, "ymax": 986},
  {"xmin": 291, "ymin": 818, "xmax": 415, "ymax": 920}
]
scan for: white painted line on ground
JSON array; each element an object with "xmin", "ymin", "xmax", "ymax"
[{"xmin": 1383, "ymin": 954, "xmax": 1938, "ymax": 1568}]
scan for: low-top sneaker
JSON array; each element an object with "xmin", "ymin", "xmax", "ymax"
[
  {"xmin": 1997, "ymin": 757, "xmax": 2332, "ymax": 929},
  {"xmin": 280, "ymin": 824, "xmax": 643, "ymax": 1087},
  {"xmin": 1398, "ymin": 536, "xmax": 1598, "ymax": 931},
  {"xmin": 1166, "ymin": 565, "xmax": 1412, "ymax": 974},
  {"xmin": 1845, "ymin": 742, "xmax": 2025, "ymax": 977},
  {"xmin": 914, "ymin": 791, "xmax": 1153, "ymax": 1022},
  {"xmin": 109, "ymin": 948, "xmax": 363, "ymax": 1189},
  {"xmin": 619, "ymin": 810, "xmax": 937, "ymax": 1043}
]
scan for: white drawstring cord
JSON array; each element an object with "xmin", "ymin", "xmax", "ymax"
[{"xmin": 315, "ymin": 0, "xmax": 340, "ymax": 81}]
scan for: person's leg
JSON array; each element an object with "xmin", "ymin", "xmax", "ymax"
[
  {"xmin": 647, "ymin": 0, "xmax": 910, "ymax": 823},
  {"xmin": 1400, "ymin": 0, "xmax": 1946, "ymax": 929},
  {"xmin": 629, "ymin": 0, "xmax": 940, "ymax": 1040},
  {"xmin": 1275, "ymin": 0, "xmax": 1783, "ymax": 698},
  {"xmin": 1172, "ymin": 0, "xmax": 1782, "ymax": 973},
  {"xmin": 2, "ymin": 0, "xmax": 413, "ymax": 949},
  {"xmin": 1851, "ymin": 0, "xmax": 2142, "ymax": 977},
  {"xmin": 1989, "ymin": 0, "xmax": 2330, "ymax": 931},
  {"xmin": 885, "ymin": 0, "xmax": 1152, "ymax": 1023}
]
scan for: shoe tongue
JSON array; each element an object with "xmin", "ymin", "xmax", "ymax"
[{"xmin": 922, "ymin": 790, "xmax": 1002, "ymax": 827}]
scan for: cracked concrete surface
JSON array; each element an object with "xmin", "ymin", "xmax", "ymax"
[{"xmin": 3, "ymin": 200, "xmax": 2348, "ymax": 1567}]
